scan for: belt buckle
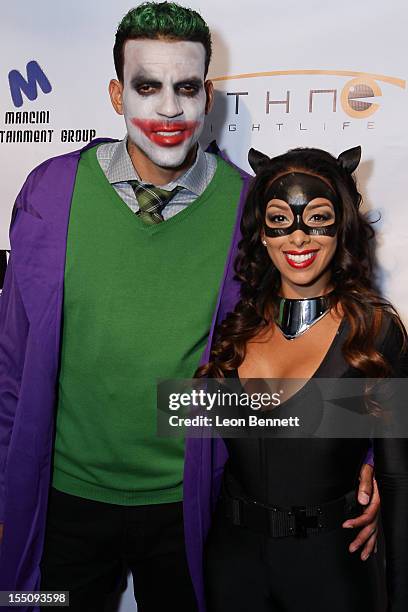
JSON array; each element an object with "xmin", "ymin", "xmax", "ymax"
[{"xmin": 291, "ymin": 506, "xmax": 319, "ymax": 538}]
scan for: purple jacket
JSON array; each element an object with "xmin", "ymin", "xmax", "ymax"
[{"xmin": 0, "ymin": 139, "xmax": 251, "ymax": 611}]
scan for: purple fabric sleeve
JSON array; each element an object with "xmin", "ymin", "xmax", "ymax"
[{"xmin": 0, "ymin": 203, "xmax": 29, "ymax": 522}]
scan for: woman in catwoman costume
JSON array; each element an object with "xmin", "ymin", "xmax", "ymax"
[{"xmin": 198, "ymin": 146, "xmax": 408, "ymax": 611}]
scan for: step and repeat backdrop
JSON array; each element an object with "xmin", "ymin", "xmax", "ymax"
[
  {"xmin": 0, "ymin": 0, "xmax": 406, "ymax": 606},
  {"xmin": 1, "ymin": 0, "xmax": 407, "ymax": 320},
  {"xmin": 0, "ymin": 0, "xmax": 408, "ymax": 612}
]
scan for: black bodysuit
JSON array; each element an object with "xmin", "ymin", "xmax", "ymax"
[{"xmin": 205, "ymin": 316, "xmax": 408, "ymax": 612}]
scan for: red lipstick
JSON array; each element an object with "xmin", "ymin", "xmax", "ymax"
[
  {"xmin": 131, "ymin": 119, "xmax": 199, "ymax": 147},
  {"xmin": 283, "ymin": 249, "xmax": 319, "ymax": 269}
]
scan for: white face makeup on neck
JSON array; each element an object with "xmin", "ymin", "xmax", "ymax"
[{"xmin": 121, "ymin": 39, "xmax": 208, "ymax": 169}]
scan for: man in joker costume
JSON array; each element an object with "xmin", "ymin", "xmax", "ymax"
[{"xmin": 0, "ymin": 3, "xmax": 380, "ymax": 611}]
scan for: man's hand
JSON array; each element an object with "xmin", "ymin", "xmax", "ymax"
[{"xmin": 342, "ymin": 463, "xmax": 380, "ymax": 561}]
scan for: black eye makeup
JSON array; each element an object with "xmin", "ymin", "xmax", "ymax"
[
  {"xmin": 304, "ymin": 206, "xmax": 335, "ymax": 225},
  {"xmin": 175, "ymin": 79, "xmax": 203, "ymax": 96},
  {"xmin": 131, "ymin": 78, "xmax": 162, "ymax": 95},
  {"xmin": 266, "ymin": 211, "xmax": 293, "ymax": 226},
  {"xmin": 129, "ymin": 75, "xmax": 203, "ymax": 97}
]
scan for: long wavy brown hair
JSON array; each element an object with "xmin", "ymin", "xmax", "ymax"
[{"xmin": 196, "ymin": 146, "xmax": 405, "ymax": 379}]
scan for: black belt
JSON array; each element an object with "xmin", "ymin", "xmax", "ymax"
[{"xmin": 219, "ymin": 489, "xmax": 359, "ymax": 538}]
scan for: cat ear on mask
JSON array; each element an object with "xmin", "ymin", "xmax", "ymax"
[
  {"xmin": 248, "ymin": 148, "xmax": 271, "ymax": 174},
  {"xmin": 337, "ymin": 146, "xmax": 361, "ymax": 174}
]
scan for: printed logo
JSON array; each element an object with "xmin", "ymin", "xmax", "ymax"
[
  {"xmin": 340, "ymin": 76, "xmax": 383, "ymax": 118},
  {"xmin": 8, "ymin": 60, "xmax": 52, "ymax": 108},
  {"xmin": 208, "ymin": 69, "xmax": 406, "ymax": 136},
  {"xmin": 2, "ymin": 61, "xmax": 96, "ymax": 146}
]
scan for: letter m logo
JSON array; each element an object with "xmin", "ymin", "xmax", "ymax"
[{"xmin": 8, "ymin": 60, "xmax": 52, "ymax": 108}]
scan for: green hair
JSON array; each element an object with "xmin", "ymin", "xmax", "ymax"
[{"xmin": 113, "ymin": 2, "xmax": 212, "ymax": 81}]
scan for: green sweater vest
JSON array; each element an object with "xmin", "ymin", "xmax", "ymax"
[{"xmin": 52, "ymin": 145, "xmax": 242, "ymax": 504}]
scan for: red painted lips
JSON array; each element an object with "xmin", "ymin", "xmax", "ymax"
[
  {"xmin": 283, "ymin": 249, "xmax": 319, "ymax": 269},
  {"xmin": 131, "ymin": 119, "xmax": 199, "ymax": 147}
]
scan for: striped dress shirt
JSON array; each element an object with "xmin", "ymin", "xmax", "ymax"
[{"xmin": 96, "ymin": 138, "xmax": 217, "ymax": 219}]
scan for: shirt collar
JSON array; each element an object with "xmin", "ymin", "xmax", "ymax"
[{"xmin": 102, "ymin": 138, "xmax": 210, "ymax": 196}]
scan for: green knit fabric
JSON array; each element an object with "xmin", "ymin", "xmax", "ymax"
[{"xmin": 52, "ymin": 144, "xmax": 242, "ymax": 505}]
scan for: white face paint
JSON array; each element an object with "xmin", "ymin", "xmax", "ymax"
[{"xmin": 122, "ymin": 39, "xmax": 207, "ymax": 168}]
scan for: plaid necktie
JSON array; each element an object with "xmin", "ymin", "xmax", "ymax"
[{"xmin": 128, "ymin": 181, "xmax": 181, "ymax": 225}]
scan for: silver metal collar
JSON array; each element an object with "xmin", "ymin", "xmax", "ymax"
[{"xmin": 275, "ymin": 294, "xmax": 331, "ymax": 340}]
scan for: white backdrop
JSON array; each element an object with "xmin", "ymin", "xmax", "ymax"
[
  {"xmin": 1, "ymin": 0, "xmax": 407, "ymax": 322},
  {"xmin": 0, "ymin": 1, "xmax": 407, "ymax": 607}
]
